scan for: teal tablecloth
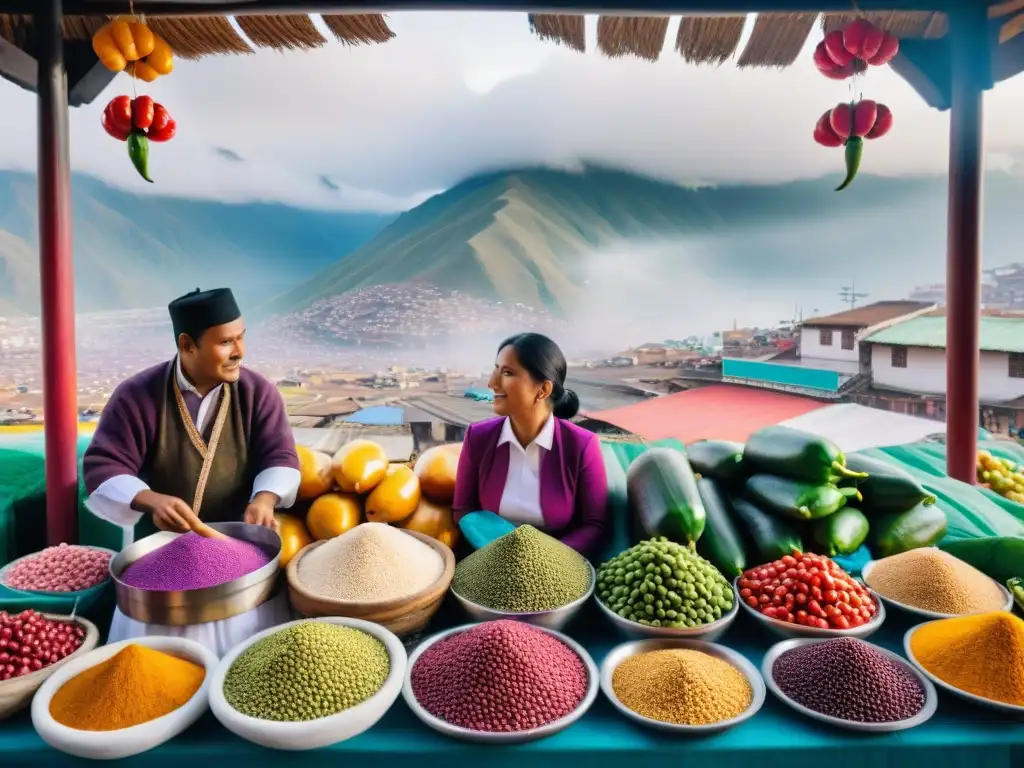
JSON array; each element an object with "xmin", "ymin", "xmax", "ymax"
[{"xmin": 1, "ymin": 597, "xmax": 1022, "ymax": 767}]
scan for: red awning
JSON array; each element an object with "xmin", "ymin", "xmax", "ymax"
[{"xmin": 591, "ymin": 385, "xmax": 827, "ymax": 444}]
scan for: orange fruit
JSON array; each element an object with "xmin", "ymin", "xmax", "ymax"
[
  {"xmin": 331, "ymin": 439, "xmax": 389, "ymax": 494},
  {"xmin": 306, "ymin": 493, "xmax": 362, "ymax": 540},
  {"xmin": 413, "ymin": 443, "xmax": 462, "ymax": 504},
  {"xmin": 365, "ymin": 464, "xmax": 421, "ymax": 524},
  {"xmin": 274, "ymin": 513, "xmax": 313, "ymax": 566},
  {"xmin": 398, "ymin": 497, "xmax": 460, "ymax": 549},
  {"xmin": 297, "ymin": 445, "xmax": 334, "ymax": 500}
]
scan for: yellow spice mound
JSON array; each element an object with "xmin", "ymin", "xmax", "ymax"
[
  {"xmin": 910, "ymin": 611, "xmax": 1024, "ymax": 707},
  {"xmin": 865, "ymin": 548, "xmax": 1005, "ymax": 615}
]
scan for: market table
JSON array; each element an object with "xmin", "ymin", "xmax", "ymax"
[{"xmin": 2, "ymin": 599, "xmax": 1022, "ymax": 768}]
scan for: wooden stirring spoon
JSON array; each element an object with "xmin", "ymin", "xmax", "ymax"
[{"xmin": 193, "ymin": 521, "xmax": 229, "ymax": 541}]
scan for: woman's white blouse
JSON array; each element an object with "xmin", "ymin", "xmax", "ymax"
[{"xmin": 496, "ymin": 415, "xmax": 555, "ymax": 527}]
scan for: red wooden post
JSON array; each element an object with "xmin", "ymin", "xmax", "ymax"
[
  {"xmin": 944, "ymin": 6, "xmax": 988, "ymax": 484},
  {"xmin": 36, "ymin": 0, "xmax": 79, "ymax": 544}
]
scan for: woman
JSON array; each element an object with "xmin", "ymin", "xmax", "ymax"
[{"xmin": 453, "ymin": 333, "xmax": 609, "ymax": 557}]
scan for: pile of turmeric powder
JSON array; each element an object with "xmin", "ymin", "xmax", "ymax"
[
  {"xmin": 909, "ymin": 611, "xmax": 1024, "ymax": 707},
  {"xmin": 50, "ymin": 644, "xmax": 205, "ymax": 731}
]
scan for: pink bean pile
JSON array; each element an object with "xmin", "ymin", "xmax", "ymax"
[
  {"xmin": 2, "ymin": 544, "xmax": 111, "ymax": 592},
  {"xmin": 410, "ymin": 620, "xmax": 588, "ymax": 732}
]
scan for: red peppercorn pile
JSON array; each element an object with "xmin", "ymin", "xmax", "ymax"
[
  {"xmin": 738, "ymin": 552, "xmax": 877, "ymax": 630},
  {"xmin": 410, "ymin": 620, "xmax": 588, "ymax": 732},
  {"xmin": 0, "ymin": 609, "xmax": 85, "ymax": 681},
  {"xmin": 772, "ymin": 637, "xmax": 926, "ymax": 723},
  {"xmin": 2, "ymin": 544, "xmax": 111, "ymax": 592}
]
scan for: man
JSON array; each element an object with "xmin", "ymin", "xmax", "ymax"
[{"xmin": 84, "ymin": 288, "xmax": 300, "ymax": 534}]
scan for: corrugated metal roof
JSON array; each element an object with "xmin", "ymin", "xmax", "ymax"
[
  {"xmin": 779, "ymin": 404, "xmax": 946, "ymax": 452},
  {"xmin": 864, "ymin": 315, "xmax": 1024, "ymax": 353},
  {"xmin": 801, "ymin": 301, "xmax": 936, "ymax": 329}
]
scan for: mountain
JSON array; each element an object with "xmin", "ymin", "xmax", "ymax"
[
  {"xmin": 265, "ymin": 165, "xmax": 1024, "ymax": 322},
  {"xmin": 0, "ymin": 171, "xmax": 394, "ymax": 316}
]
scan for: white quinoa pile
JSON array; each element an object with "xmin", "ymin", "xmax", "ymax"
[{"xmin": 297, "ymin": 522, "xmax": 444, "ymax": 602}]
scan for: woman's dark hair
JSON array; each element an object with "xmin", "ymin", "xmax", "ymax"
[{"xmin": 498, "ymin": 333, "xmax": 580, "ymax": 420}]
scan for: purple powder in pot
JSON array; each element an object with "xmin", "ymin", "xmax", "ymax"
[
  {"xmin": 772, "ymin": 637, "xmax": 925, "ymax": 723},
  {"xmin": 120, "ymin": 532, "xmax": 271, "ymax": 591}
]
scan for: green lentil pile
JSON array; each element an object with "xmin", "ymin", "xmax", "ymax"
[
  {"xmin": 597, "ymin": 537, "xmax": 734, "ymax": 628},
  {"xmin": 223, "ymin": 622, "xmax": 390, "ymax": 722},
  {"xmin": 452, "ymin": 525, "xmax": 592, "ymax": 612}
]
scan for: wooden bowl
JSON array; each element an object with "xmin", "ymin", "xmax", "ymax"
[
  {"xmin": 0, "ymin": 613, "xmax": 100, "ymax": 721},
  {"xmin": 285, "ymin": 529, "xmax": 455, "ymax": 637}
]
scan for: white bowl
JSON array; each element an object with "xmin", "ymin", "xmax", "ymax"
[
  {"xmin": 31, "ymin": 636, "xmax": 218, "ymax": 760},
  {"xmin": 763, "ymin": 637, "xmax": 937, "ymax": 732},
  {"xmin": 600, "ymin": 638, "xmax": 765, "ymax": 733},
  {"xmin": 402, "ymin": 622, "xmax": 599, "ymax": 743},
  {"xmin": 904, "ymin": 623, "xmax": 1024, "ymax": 718},
  {"xmin": 733, "ymin": 577, "xmax": 885, "ymax": 639},
  {"xmin": 209, "ymin": 617, "xmax": 407, "ymax": 750},
  {"xmin": 594, "ymin": 591, "xmax": 739, "ymax": 640},
  {"xmin": 862, "ymin": 557, "xmax": 1015, "ymax": 620}
]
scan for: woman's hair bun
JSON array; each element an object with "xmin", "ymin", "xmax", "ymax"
[{"xmin": 553, "ymin": 388, "xmax": 580, "ymax": 420}]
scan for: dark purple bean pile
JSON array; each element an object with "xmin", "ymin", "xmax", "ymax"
[{"xmin": 772, "ymin": 638, "xmax": 925, "ymax": 723}]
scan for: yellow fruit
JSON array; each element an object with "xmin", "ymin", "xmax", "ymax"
[
  {"xmin": 332, "ymin": 439, "xmax": 389, "ymax": 493},
  {"xmin": 306, "ymin": 493, "xmax": 362, "ymax": 540},
  {"xmin": 297, "ymin": 445, "xmax": 334, "ymax": 500},
  {"xmin": 365, "ymin": 465, "xmax": 421, "ymax": 523},
  {"xmin": 145, "ymin": 34, "xmax": 174, "ymax": 75},
  {"xmin": 413, "ymin": 443, "xmax": 462, "ymax": 504},
  {"xmin": 398, "ymin": 497, "xmax": 460, "ymax": 550},
  {"xmin": 274, "ymin": 513, "xmax": 312, "ymax": 566}
]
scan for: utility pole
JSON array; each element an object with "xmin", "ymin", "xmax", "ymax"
[{"xmin": 839, "ymin": 281, "xmax": 869, "ymax": 309}]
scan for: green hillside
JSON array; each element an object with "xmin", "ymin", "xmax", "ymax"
[
  {"xmin": 265, "ymin": 165, "xmax": 1024, "ymax": 318},
  {"xmin": 0, "ymin": 171, "xmax": 393, "ymax": 316}
]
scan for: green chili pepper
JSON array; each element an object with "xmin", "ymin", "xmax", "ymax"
[
  {"xmin": 835, "ymin": 136, "xmax": 863, "ymax": 192},
  {"xmin": 1008, "ymin": 577, "xmax": 1023, "ymax": 612},
  {"xmin": 127, "ymin": 130, "xmax": 153, "ymax": 183}
]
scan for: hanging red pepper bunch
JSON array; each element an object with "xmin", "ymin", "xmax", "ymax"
[
  {"xmin": 814, "ymin": 100, "xmax": 893, "ymax": 191},
  {"xmin": 813, "ymin": 19, "xmax": 900, "ymax": 80},
  {"xmin": 101, "ymin": 95, "xmax": 177, "ymax": 184}
]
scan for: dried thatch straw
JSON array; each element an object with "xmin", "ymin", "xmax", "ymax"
[
  {"xmin": 321, "ymin": 14, "xmax": 395, "ymax": 45},
  {"xmin": 675, "ymin": 15, "xmax": 746, "ymax": 65},
  {"xmin": 1000, "ymin": 12, "xmax": 1024, "ymax": 43},
  {"xmin": 597, "ymin": 15, "xmax": 671, "ymax": 62},
  {"xmin": 822, "ymin": 12, "xmax": 948, "ymax": 39},
  {"xmin": 61, "ymin": 15, "xmax": 106, "ymax": 41},
  {"xmin": 528, "ymin": 14, "xmax": 585, "ymax": 53},
  {"xmin": 149, "ymin": 17, "xmax": 252, "ymax": 59},
  {"xmin": 737, "ymin": 12, "xmax": 817, "ymax": 68},
  {"xmin": 235, "ymin": 14, "xmax": 326, "ymax": 51},
  {"xmin": 992, "ymin": 0, "xmax": 1024, "ymax": 18}
]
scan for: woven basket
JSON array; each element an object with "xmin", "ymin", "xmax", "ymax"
[{"xmin": 286, "ymin": 530, "xmax": 454, "ymax": 637}]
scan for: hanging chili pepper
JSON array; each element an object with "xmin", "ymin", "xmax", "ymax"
[
  {"xmin": 131, "ymin": 95, "xmax": 155, "ymax": 131},
  {"xmin": 867, "ymin": 104, "xmax": 893, "ymax": 138},
  {"xmin": 823, "ymin": 30, "xmax": 855, "ymax": 67},
  {"xmin": 813, "ymin": 111, "xmax": 844, "ymax": 148},
  {"xmin": 127, "ymin": 131, "xmax": 153, "ymax": 184},
  {"xmin": 92, "ymin": 18, "xmax": 155, "ymax": 72},
  {"xmin": 101, "ymin": 95, "xmax": 132, "ymax": 140},
  {"xmin": 131, "ymin": 35, "xmax": 175, "ymax": 82},
  {"xmin": 868, "ymin": 33, "xmax": 900, "ymax": 66},
  {"xmin": 147, "ymin": 103, "xmax": 177, "ymax": 142},
  {"xmin": 836, "ymin": 138, "xmax": 863, "ymax": 192},
  {"xmin": 843, "ymin": 19, "xmax": 885, "ymax": 60}
]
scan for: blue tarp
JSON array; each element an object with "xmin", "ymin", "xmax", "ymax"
[
  {"xmin": 464, "ymin": 388, "xmax": 494, "ymax": 402},
  {"xmin": 341, "ymin": 406, "xmax": 406, "ymax": 426}
]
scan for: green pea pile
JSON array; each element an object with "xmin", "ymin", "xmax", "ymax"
[
  {"xmin": 452, "ymin": 525, "xmax": 592, "ymax": 612},
  {"xmin": 223, "ymin": 622, "xmax": 390, "ymax": 722},
  {"xmin": 597, "ymin": 537, "xmax": 734, "ymax": 629}
]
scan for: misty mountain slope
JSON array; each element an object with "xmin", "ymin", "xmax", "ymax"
[
  {"xmin": 267, "ymin": 164, "xmax": 1024, "ymax": 319},
  {"xmin": 0, "ymin": 171, "xmax": 394, "ymax": 316}
]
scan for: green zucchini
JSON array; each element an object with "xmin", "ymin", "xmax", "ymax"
[
  {"xmin": 939, "ymin": 536, "xmax": 1024, "ymax": 585},
  {"xmin": 728, "ymin": 495, "xmax": 804, "ymax": 563},
  {"xmin": 844, "ymin": 454, "xmax": 936, "ymax": 514},
  {"xmin": 695, "ymin": 478, "xmax": 747, "ymax": 577},
  {"xmin": 627, "ymin": 448, "xmax": 706, "ymax": 546},
  {"xmin": 811, "ymin": 506, "xmax": 870, "ymax": 556},
  {"xmin": 871, "ymin": 503, "xmax": 947, "ymax": 558},
  {"xmin": 687, "ymin": 440, "xmax": 746, "ymax": 485},
  {"xmin": 744, "ymin": 474, "xmax": 855, "ymax": 520},
  {"xmin": 743, "ymin": 425, "xmax": 866, "ymax": 484}
]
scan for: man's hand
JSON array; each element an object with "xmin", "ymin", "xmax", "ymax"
[
  {"xmin": 131, "ymin": 490, "xmax": 201, "ymax": 533},
  {"xmin": 244, "ymin": 492, "xmax": 280, "ymax": 531}
]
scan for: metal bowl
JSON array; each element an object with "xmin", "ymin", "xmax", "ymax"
[
  {"xmin": 733, "ymin": 577, "xmax": 886, "ymax": 639},
  {"xmin": 449, "ymin": 562, "xmax": 594, "ymax": 632},
  {"xmin": 903, "ymin": 623, "xmax": 1024, "ymax": 717},
  {"xmin": 763, "ymin": 637, "xmax": 938, "ymax": 732},
  {"xmin": 109, "ymin": 522, "xmax": 282, "ymax": 626},
  {"xmin": 862, "ymin": 558, "xmax": 1015, "ymax": 620},
  {"xmin": 402, "ymin": 622, "xmax": 599, "ymax": 744},
  {"xmin": 595, "ymin": 591, "xmax": 739, "ymax": 640},
  {"xmin": 600, "ymin": 638, "xmax": 765, "ymax": 733},
  {"xmin": 0, "ymin": 546, "xmax": 116, "ymax": 595}
]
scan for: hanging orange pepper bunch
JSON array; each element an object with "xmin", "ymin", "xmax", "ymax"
[
  {"xmin": 102, "ymin": 95, "xmax": 177, "ymax": 183},
  {"xmin": 92, "ymin": 16, "xmax": 174, "ymax": 81},
  {"xmin": 812, "ymin": 19, "xmax": 898, "ymax": 191}
]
